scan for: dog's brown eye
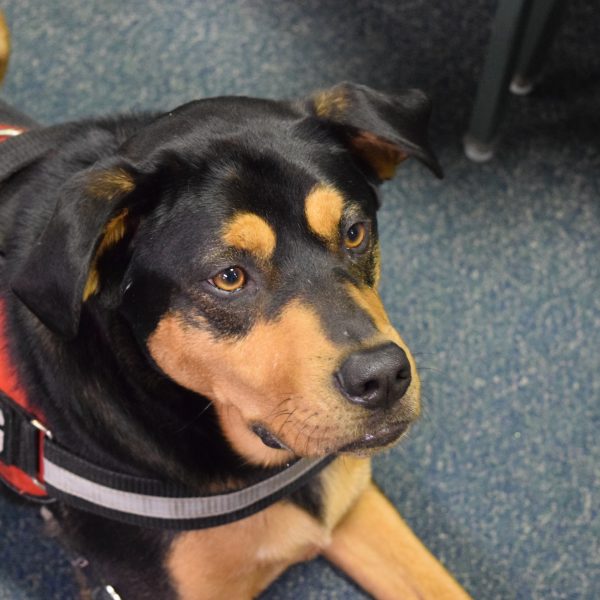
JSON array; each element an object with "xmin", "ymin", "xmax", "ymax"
[
  {"xmin": 210, "ymin": 267, "xmax": 246, "ymax": 292},
  {"xmin": 344, "ymin": 222, "xmax": 367, "ymax": 250}
]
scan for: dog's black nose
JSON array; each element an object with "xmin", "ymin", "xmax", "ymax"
[{"xmin": 336, "ymin": 343, "xmax": 411, "ymax": 409}]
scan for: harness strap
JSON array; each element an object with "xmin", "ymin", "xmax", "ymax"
[
  {"xmin": 43, "ymin": 442, "xmax": 333, "ymax": 530},
  {"xmin": 0, "ymin": 123, "xmax": 83, "ymax": 182},
  {"xmin": 0, "ymin": 390, "xmax": 333, "ymax": 529}
]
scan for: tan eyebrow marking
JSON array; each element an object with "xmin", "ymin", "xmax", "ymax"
[
  {"xmin": 304, "ymin": 184, "xmax": 344, "ymax": 247},
  {"xmin": 222, "ymin": 212, "xmax": 277, "ymax": 261}
]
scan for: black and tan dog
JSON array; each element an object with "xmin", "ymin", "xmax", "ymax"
[{"xmin": 0, "ymin": 46, "xmax": 470, "ymax": 599}]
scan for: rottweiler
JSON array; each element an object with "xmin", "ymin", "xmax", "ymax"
[{"xmin": 0, "ymin": 76, "xmax": 471, "ymax": 599}]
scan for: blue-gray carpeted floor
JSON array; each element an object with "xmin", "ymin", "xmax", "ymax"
[{"xmin": 1, "ymin": 1, "xmax": 598, "ymax": 598}]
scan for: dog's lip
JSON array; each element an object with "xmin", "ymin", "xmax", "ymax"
[
  {"xmin": 253, "ymin": 420, "xmax": 410, "ymax": 455},
  {"xmin": 252, "ymin": 424, "xmax": 291, "ymax": 451},
  {"xmin": 338, "ymin": 421, "xmax": 410, "ymax": 453}
]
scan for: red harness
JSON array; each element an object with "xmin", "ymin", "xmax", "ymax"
[
  {"xmin": 0, "ymin": 300, "xmax": 48, "ymax": 498},
  {"xmin": 0, "ymin": 124, "xmax": 49, "ymax": 498}
]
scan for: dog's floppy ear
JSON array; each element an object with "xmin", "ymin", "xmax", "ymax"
[
  {"xmin": 306, "ymin": 82, "xmax": 443, "ymax": 180},
  {"xmin": 11, "ymin": 160, "xmax": 143, "ymax": 338}
]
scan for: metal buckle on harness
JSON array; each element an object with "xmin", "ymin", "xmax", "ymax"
[
  {"xmin": 31, "ymin": 418, "xmax": 53, "ymax": 439},
  {"xmin": 0, "ymin": 407, "xmax": 5, "ymax": 453},
  {"xmin": 0, "ymin": 392, "xmax": 51, "ymax": 489},
  {"xmin": 30, "ymin": 418, "xmax": 52, "ymax": 490}
]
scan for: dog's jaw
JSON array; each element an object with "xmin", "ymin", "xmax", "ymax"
[{"xmin": 216, "ymin": 403, "xmax": 297, "ymax": 467}]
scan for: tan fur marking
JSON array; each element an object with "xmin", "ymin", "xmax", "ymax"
[
  {"xmin": 324, "ymin": 483, "xmax": 473, "ymax": 599},
  {"xmin": 222, "ymin": 212, "xmax": 276, "ymax": 262},
  {"xmin": 167, "ymin": 462, "xmax": 470, "ymax": 600},
  {"xmin": 345, "ymin": 282, "xmax": 391, "ymax": 332},
  {"xmin": 345, "ymin": 282, "xmax": 421, "ymax": 419},
  {"xmin": 82, "ymin": 209, "xmax": 129, "ymax": 300},
  {"xmin": 86, "ymin": 168, "xmax": 135, "ymax": 201},
  {"xmin": 166, "ymin": 457, "xmax": 374, "ymax": 600},
  {"xmin": 373, "ymin": 242, "xmax": 382, "ymax": 288},
  {"xmin": 322, "ymin": 456, "xmax": 372, "ymax": 529},
  {"xmin": 0, "ymin": 11, "xmax": 10, "ymax": 85},
  {"xmin": 168, "ymin": 500, "xmax": 329, "ymax": 600},
  {"xmin": 314, "ymin": 88, "xmax": 349, "ymax": 119},
  {"xmin": 305, "ymin": 184, "xmax": 344, "ymax": 247},
  {"xmin": 149, "ymin": 283, "xmax": 422, "ymax": 463},
  {"xmin": 350, "ymin": 131, "xmax": 409, "ymax": 180},
  {"xmin": 148, "ymin": 301, "xmax": 364, "ymax": 462}
]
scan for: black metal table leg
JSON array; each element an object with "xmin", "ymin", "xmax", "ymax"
[
  {"xmin": 510, "ymin": 0, "xmax": 566, "ymax": 95},
  {"xmin": 463, "ymin": 0, "xmax": 533, "ymax": 161}
]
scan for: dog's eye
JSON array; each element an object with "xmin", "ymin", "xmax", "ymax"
[
  {"xmin": 210, "ymin": 267, "xmax": 247, "ymax": 292},
  {"xmin": 344, "ymin": 222, "xmax": 367, "ymax": 250}
]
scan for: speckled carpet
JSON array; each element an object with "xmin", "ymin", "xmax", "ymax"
[{"xmin": 0, "ymin": 1, "xmax": 598, "ymax": 598}]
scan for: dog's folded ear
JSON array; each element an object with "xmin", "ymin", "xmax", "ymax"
[
  {"xmin": 306, "ymin": 82, "xmax": 443, "ymax": 181},
  {"xmin": 10, "ymin": 160, "xmax": 143, "ymax": 339}
]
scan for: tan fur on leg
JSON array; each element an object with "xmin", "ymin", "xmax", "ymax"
[{"xmin": 324, "ymin": 483, "xmax": 472, "ymax": 600}]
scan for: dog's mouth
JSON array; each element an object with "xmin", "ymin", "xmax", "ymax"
[
  {"xmin": 337, "ymin": 420, "xmax": 410, "ymax": 453},
  {"xmin": 251, "ymin": 424, "xmax": 292, "ymax": 451},
  {"xmin": 251, "ymin": 420, "xmax": 410, "ymax": 456}
]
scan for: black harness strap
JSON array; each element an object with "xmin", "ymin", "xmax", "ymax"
[
  {"xmin": 0, "ymin": 99, "xmax": 39, "ymax": 129},
  {"xmin": 0, "ymin": 391, "xmax": 334, "ymax": 530},
  {"xmin": 0, "ymin": 123, "xmax": 82, "ymax": 182}
]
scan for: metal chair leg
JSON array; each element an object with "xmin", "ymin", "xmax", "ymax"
[
  {"xmin": 463, "ymin": 0, "xmax": 533, "ymax": 162},
  {"xmin": 510, "ymin": 0, "xmax": 566, "ymax": 95}
]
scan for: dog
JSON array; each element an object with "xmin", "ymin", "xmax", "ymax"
[{"xmin": 0, "ymin": 22, "xmax": 470, "ymax": 600}]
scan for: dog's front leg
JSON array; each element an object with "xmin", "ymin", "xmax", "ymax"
[{"xmin": 323, "ymin": 483, "xmax": 472, "ymax": 600}]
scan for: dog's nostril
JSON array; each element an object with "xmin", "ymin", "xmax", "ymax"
[
  {"xmin": 396, "ymin": 368, "xmax": 409, "ymax": 381},
  {"xmin": 363, "ymin": 379, "xmax": 379, "ymax": 395}
]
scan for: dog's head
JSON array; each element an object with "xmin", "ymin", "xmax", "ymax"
[{"xmin": 12, "ymin": 83, "xmax": 441, "ymax": 465}]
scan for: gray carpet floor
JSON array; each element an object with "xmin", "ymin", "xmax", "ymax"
[{"xmin": 0, "ymin": 1, "xmax": 598, "ymax": 598}]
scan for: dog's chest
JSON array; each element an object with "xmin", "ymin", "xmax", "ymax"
[{"xmin": 166, "ymin": 457, "xmax": 370, "ymax": 600}]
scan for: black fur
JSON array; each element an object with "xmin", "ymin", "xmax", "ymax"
[{"xmin": 0, "ymin": 83, "xmax": 440, "ymax": 598}]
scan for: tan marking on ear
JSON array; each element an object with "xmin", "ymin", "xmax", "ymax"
[
  {"xmin": 222, "ymin": 212, "xmax": 276, "ymax": 262},
  {"xmin": 350, "ymin": 131, "xmax": 409, "ymax": 180},
  {"xmin": 86, "ymin": 168, "xmax": 135, "ymax": 201},
  {"xmin": 314, "ymin": 88, "xmax": 348, "ymax": 119},
  {"xmin": 168, "ymin": 501, "xmax": 329, "ymax": 599},
  {"xmin": 305, "ymin": 184, "xmax": 344, "ymax": 247},
  {"xmin": 82, "ymin": 209, "xmax": 129, "ymax": 300},
  {"xmin": 82, "ymin": 271, "xmax": 100, "ymax": 303}
]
